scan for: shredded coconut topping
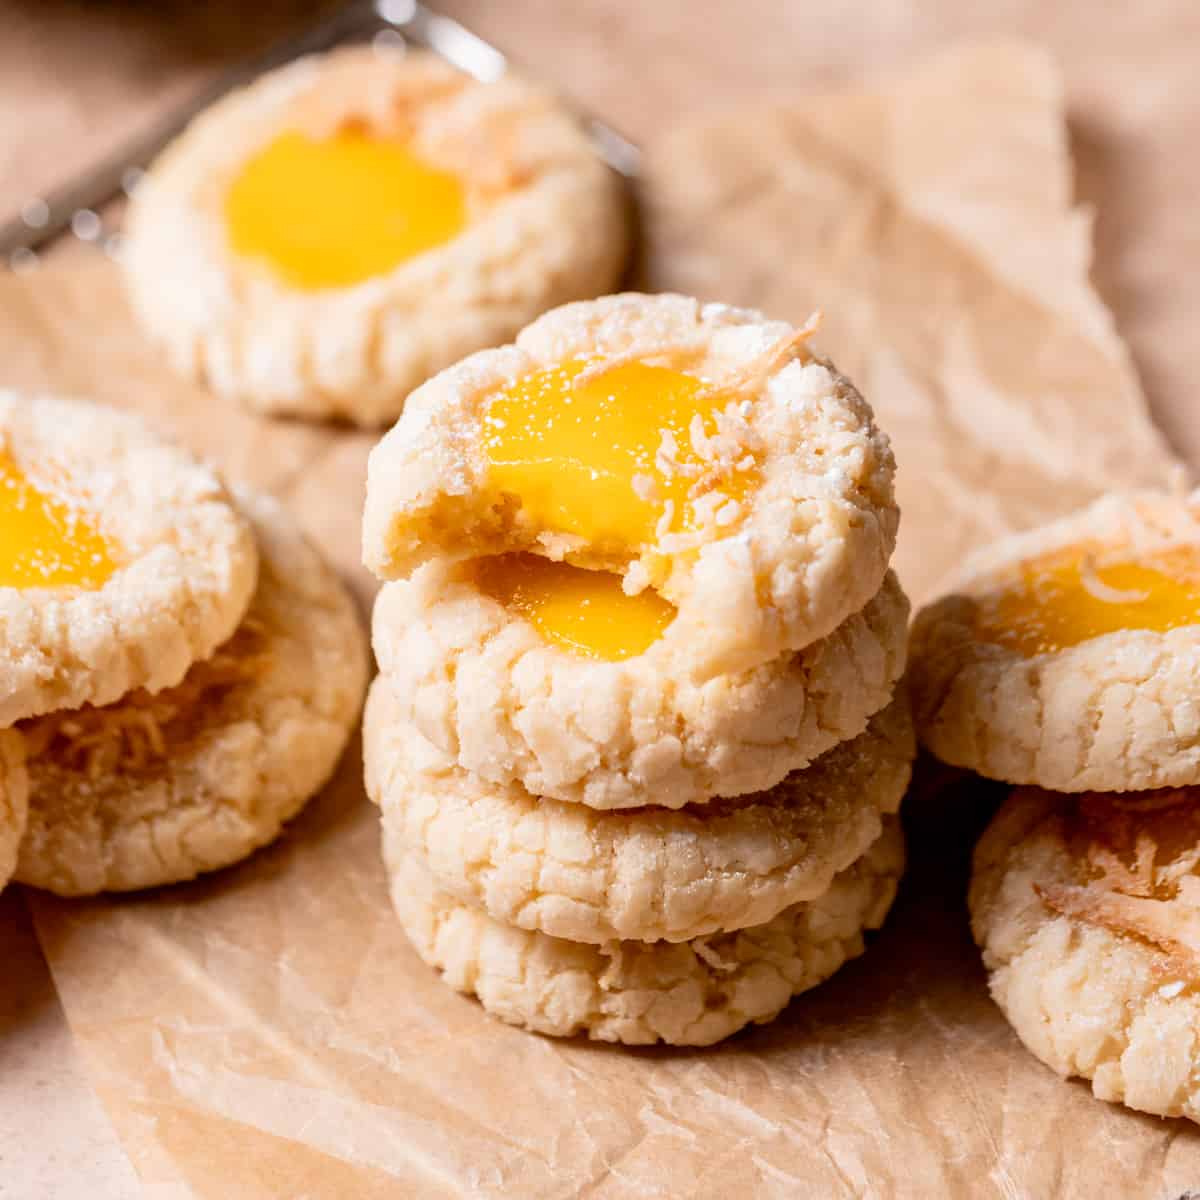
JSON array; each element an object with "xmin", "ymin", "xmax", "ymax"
[
  {"xmin": 654, "ymin": 499, "xmax": 677, "ymax": 543},
  {"xmin": 688, "ymin": 413, "xmax": 713, "ymax": 462},
  {"xmin": 302, "ymin": 62, "xmax": 537, "ymax": 206},
  {"xmin": 1036, "ymin": 792, "xmax": 1200, "ymax": 974},
  {"xmin": 621, "ymin": 560, "xmax": 651, "ymax": 596},
  {"xmin": 716, "ymin": 500, "xmax": 742, "ymax": 527},
  {"xmin": 569, "ymin": 338, "xmax": 710, "ymax": 390},
  {"xmin": 294, "ymin": 57, "xmax": 466, "ymax": 143},
  {"xmin": 631, "ymin": 473, "xmax": 660, "ymax": 503},
  {"xmin": 692, "ymin": 313, "xmax": 822, "ymax": 404},
  {"xmin": 655, "ymin": 429, "xmax": 701, "ymax": 481},
  {"xmin": 691, "ymin": 938, "xmax": 739, "ymax": 973},
  {"xmin": 1079, "ymin": 555, "xmax": 1151, "ymax": 605},
  {"xmin": 565, "ymin": 321, "xmax": 819, "ymax": 556},
  {"xmin": 572, "ymin": 348, "xmax": 648, "ymax": 387},
  {"xmin": 690, "ymin": 491, "xmax": 725, "ymax": 529}
]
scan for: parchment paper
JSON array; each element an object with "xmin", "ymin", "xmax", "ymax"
[{"xmin": 4, "ymin": 41, "xmax": 1198, "ymax": 1199}]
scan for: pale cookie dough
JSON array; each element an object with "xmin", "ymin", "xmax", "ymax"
[
  {"xmin": 0, "ymin": 394, "xmax": 258, "ymax": 726},
  {"xmin": 372, "ymin": 562, "xmax": 909, "ymax": 809},
  {"xmin": 15, "ymin": 491, "xmax": 367, "ymax": 896},
  {"xmin": 122, "ymin": 47, "xmax": 628, "ymax": 425},
  {"xmin": 911, "ymin": 490, "xmax": 1200, "ymax": 792},
  {"xmin": 972, "ymin": 786, "xmax": 1200, "ymax": 1125},
  {"xmin": 390, "ymin": 818, "xmax": 904, "ymax": 1045},
  {"xmin": 366, "ymin": 682, "xmax": 912, "ymax": 943},
  {"xmin": 0, "ymin": 731, "xmax": 28, "ymax": 892},
  {"xmin": 363, "ymin": 294, "xmax": 898, "ymax": 677}
]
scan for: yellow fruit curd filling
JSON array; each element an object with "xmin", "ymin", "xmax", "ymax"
[
  {"xmin": 482, "ymin": 359, "xmax": 758, "ymax": 561},
  {"xmin": 224, "ymin": 130, "xmax": 467, "ymax": 290},
  {"xmin": 476, "ymin": 554, "xmax": 676, "ymax": 661},
  {"xmin": 0, "ymin": 450, "xmax": 118, "ymax": 590},
  {"xmin": 974, "ymin": 546, "xmax": 1200, "ymax": 656}
]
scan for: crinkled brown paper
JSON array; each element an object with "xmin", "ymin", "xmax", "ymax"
[{"xmin": 2, "ymin": 41, "xmax": 1197, "ymax": 1199}]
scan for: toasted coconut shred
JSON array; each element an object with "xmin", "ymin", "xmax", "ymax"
[
  {"xmin": 570, "ymin": 314, "xmax": 820, "ymax": 398},
  {"xmin": 685, "ymin": 402, "xmax": 763, "ymax": 498},
  {"xmin": 1096, "ymin": 495, "xmax": 1200, "ymax": 580},
  {"xmin": 570, "ymin": 332, "xmax": 715, "ymax": 388},
  {"xmin": 690, "ymin": 938, "xmax": 740, "ymax": 974},
  {"xmin": 655, "ymin": 428, "xmax": 699, "ymax": 481},
  {"xmin": 1078, "ymin": 554, "xmax": 1151, "ymax": 605},
  {"xmin": 287, "ymin": 55, "xmax": 465, "ymax": 141},
  {"xmin": 692, "ymin": 313, "xmax": 822, "ymax": 405},
  {"xmin": 580, "ymin": 318, "xmax": 819, "ymax": 506},
  {"xmin": 20, "ymin": 619, "xmax": 269, "ymax": 780},
  {"xmin": 436, "ymin": 102, "xmax": 537, "ymax": 201},
  {"xmin": 631, "ymin": 473, "xmax": 660, "ymax": 503},
  {"xmin": 621, "ymin": 559, "xmax": 652, "ymax": 597},
  {"xmin": 654, "ymin": 499, "xmax": 678, "ymax": 543},
  {"xmin": 294, "ymin": 61, "xmax": 532, "ymax": 214},
  {"xmin": 1037, "ymin": 793, "xmax": 1200, "ymax": 976}
]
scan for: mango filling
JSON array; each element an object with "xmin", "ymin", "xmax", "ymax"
[
  {"xmin": 475, "ymin": 553, "xmax": 676, "ymax": 661},
  {"xmin": 0, "ymin": 450, "xmax": 118, "ymax": 590},
  {"xmin": 974, "ymin": 546, "xmax": 1200, "ymax": 656},
  {"xmin": 225, "ymin": 130, "xmax": 467, "ymax": 290},
  {"xmin": 482, "ymin": 359, "xmax": 758, "ymax": 562}
]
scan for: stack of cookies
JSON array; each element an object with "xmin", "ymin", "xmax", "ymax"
[
  {"xmin": 910, "ymin": 489, "xmax": 1200, "ymax": 1124},
  {"xmin": 0, "ymin": 393, "xmax": 367, "ymax": 898},
  {"xmin": 362, "ymin": 293, "xmax": 914, "ymax": 1045}
]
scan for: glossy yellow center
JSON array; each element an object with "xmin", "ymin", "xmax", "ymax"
[
  {"xmin": 483, "ymin": 359, "xmax": 754, "ymax": 559},
  {"xmin": 476, "ymin": 554, "xmax": 676, "ymax": 661},
  {"xmin": 225, "ymin": 130, "xmax": 467, "ymax": 290},
  {"xmin": 0, "ymin": 450, "xmax": 118, "ymax": 590},
  {"xmin": 975, "ymin": 547, "xmax": 1200, "ymax": 656}
]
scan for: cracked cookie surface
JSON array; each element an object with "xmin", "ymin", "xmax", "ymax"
[
  {"xmin": 389, "ymin": 817, "xmax": 904, "ymax": 1045},
  {"xmin": 911, "ymin": 490, "xmax": 1200, "ymax": 792},
  {"xmin": 0, "ymin": 731, "xmax": 28, "ymax": 892},
  {"xmin": 364, "ymin": 293, "xmax": 898, "ymax": 677},
  {"xmin": 366, "ymin": 683, "xmax": 912, "ymax": 943},
  {"xmin": 15, "ymin": 491, "xmax": 367, "ymax": 896},
  {"xmin": 372, "ymin": 562, "xmax": 908, "ymax": 809},
  {"xmin": 972, "ymin": 786, "xmax": 1200, "ymax": 1124},
  {"xmin": 123, "ymin": 47, "xmax": 628, "ymax": 425}
]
